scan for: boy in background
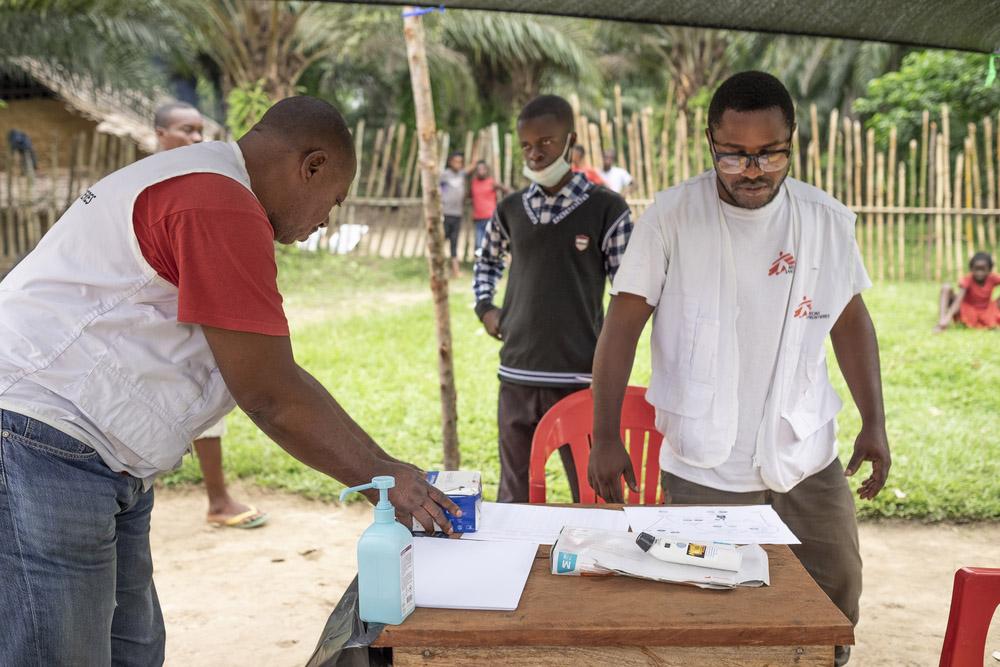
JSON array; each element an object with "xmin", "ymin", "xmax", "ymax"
[{"xmin": 473, "ymin": 95, "xmax": 632, "ymax": 502}]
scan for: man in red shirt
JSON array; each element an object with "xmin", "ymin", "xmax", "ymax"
[
  {"xmin": 570, "ymin": 144, "xmax": 605, "ymax": 186},
  {"xmin": 470, "ymin": 160, "xmax": 510, "ymax": 254},
  {"xmin": 154, "ymin": 101, "xmax": 267, "ymax": 529},
  {"xmin": 936, "ymin": 251, "xmax": 1000, "ymax": 331},
  {"xmin": 0, "ymin": 96, "xmax": 459, "ymax": 664}
]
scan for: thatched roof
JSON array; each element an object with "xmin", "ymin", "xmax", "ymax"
[
  {"xmin": 344, "ymin": 0, "xmax": 998, "ymax": 53},
  {"xmin": 14, "ymin": 58, "xmax": 224, "ymax": 153}
]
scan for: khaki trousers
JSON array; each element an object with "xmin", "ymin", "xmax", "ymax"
[{"xmin": 662, "ymin": 459, "xmax": 862, "ymax": 665}]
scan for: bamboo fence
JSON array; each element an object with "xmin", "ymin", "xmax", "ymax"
[{"xmin": 4, "ymin": 101, "xmax": 1000, "ymax": 282}]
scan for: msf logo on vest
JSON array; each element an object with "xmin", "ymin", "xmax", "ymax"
[
  {"xmin": 794, "ymin": 296, "xmax": 830, "ymax": 320},
  {"xmin": 768, "ymin": 250, "xmax": 796, "ymax": 276}
]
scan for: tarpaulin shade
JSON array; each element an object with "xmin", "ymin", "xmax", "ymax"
[{"xmin": 333, "ymin": 0, "xmax": 1000, "ymax": 53}]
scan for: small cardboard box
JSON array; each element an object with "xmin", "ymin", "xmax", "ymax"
[{"xmin": 414, "ymin": 470, "xmax": 481, "ymax": 533}]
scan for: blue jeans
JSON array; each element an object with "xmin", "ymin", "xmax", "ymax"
[
  {"xmin": 474, "ymin": 218, "xmax": 490, "ymax": 256},
  {"xmin": 0, "ymin": 409, "xmax": 164, "ymax": 666}
]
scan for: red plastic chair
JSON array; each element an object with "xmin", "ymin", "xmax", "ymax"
[
  {"xmin": 939, "ymin": 567, "xmax": 1000, "ymax": 666},
  {"xmin": 528, "ymin": 386, "xmax": 663, "ymax": 504}
]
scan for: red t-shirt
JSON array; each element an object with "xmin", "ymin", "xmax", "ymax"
[
  {"xmin": 959, "ymin": 272, "xmax": 1000, "ymax": 310},
  {"xmin": 572, "ymin": 166, "xmax": 605, "ymax": 186},
  {"xmin": 471, "ymin": 176, "xmax": 498, "ymax": 220},
  {"xmin": 958, "ymin": 271, "xmax": 1000, "ymax": 328},
  {"xmin": 132, "ymin": 173, "xmax": 289, "ymax": 336}
]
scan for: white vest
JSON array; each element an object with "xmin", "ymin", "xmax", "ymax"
[
  {"xmin": 0, "ymin": 142, "xmax": 254, "ymax": 473},
  {"xmin": 647, "ymin": 173, "xmax": 859, "ymax": 492}
]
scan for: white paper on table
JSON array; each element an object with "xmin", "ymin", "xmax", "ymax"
[
  {"xmin": 590, "ymin": 541, "xmax": 770, "ymax": 589},
  {"xmin": 411, "ymin": 537, "xmax": 536, "ymax": 610},
  {"xmin": 624, "ymin": 505, "xmax": 801, "ymax": 545},
  {"xmin": 460, "ymin": 502, "xmax": 630, "ymax": 545}
]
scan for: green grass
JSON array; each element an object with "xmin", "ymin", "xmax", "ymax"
[{"xmin": 162, "ymin": 250, "xmax": 1000, "ymax": 521}]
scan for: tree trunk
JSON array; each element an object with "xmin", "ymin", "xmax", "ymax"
[{"xmin": 402, "ymin": 8, "xmax": 461, "ymax": 470}]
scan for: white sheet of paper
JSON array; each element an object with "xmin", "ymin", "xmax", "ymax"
[
  {"xmin": 624, "ymin": 505, "xmax": 801, "ymax": 545},
  {"xmin": 591, "ymin": 542, "xmax": 770, "ymax": 589},
  {"xmin": 461, "ymin": 503, "xmax": 630, "ymax": 545},
  {"xmin": 412, "ymin": 537, "xmax": 536, "ymax": 610}
]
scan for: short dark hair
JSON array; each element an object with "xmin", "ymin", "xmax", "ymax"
[
  {"xmin": 970, "ymin": 251, "xmax": 995, "ymax": 269},
  {"xmin": 154, "ymin": 101, "xmax": 197, "ymax": 129},
  {"xmin": 708, "ymin": 71, "xmax": 795, "ymax": 130},
  {"xmin": 518, "ymin": 94, "xmax": 574, "ymax": 132},
  {"xmin": 572, "ymin": 145, "xmax": 586, "ymax": 157},
  {"xmin": 448, "ymin": 151, "xmax": 464, "ymax": 161}
]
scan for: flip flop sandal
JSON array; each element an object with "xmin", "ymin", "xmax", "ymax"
[{"xmin": 209, "ymin": 505, "xmax": 269, "ymax": 529}]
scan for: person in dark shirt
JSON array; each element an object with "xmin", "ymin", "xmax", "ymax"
[{"xmin": 472, "ymin": 95, "xmax": 633, "ymax": 502}]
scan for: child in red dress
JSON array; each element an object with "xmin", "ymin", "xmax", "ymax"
[{"xmin": 935, "ymin": 252, "xmax": 1000, "ymax": 331}]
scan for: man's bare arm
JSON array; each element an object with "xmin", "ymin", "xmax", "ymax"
[
  {"xmin": 830, "ymin": 295, "xmax": 891, "ymax": 500},
  {"xmin": 202, "ymin": 326, "xmax": 459, "ymax": 531}
]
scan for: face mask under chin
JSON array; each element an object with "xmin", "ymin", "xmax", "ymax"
[{"xmin": 522, "ymin": 137, "xmax": 572, "ymax": 188}]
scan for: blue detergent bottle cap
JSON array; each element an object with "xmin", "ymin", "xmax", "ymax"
[{"xmin": 340, "ymin": 475, "xmax": 396, "ymax": 524}]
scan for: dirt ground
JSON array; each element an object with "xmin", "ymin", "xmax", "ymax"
[{"xmin": 151, "ymin": 484, "xmax": 1000, "ymax": 666}]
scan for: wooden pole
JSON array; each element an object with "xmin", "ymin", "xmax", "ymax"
[
  {"xmin": 599, "ymin": 108, "xmax": 612, "ymax": 158},
  {"xmin": 984, "ymin": 116, "xmax": 998, "ymax": 252},
  {"xmin": 402, "ymin": 7, "xmax": 460, "ymax": 469},
  {"xmin": 790, "ymin": 122, "xmax": 801, "ymax": 180},
  {"xmin": 953, "ymin": 151, "xmax": 965, "ymax": 280},
  {"xmin": 658, "ymin": 124, "xmax": 670, "ymax": 191},
  {"xmin": 843, "ymin": 117, "xmax": 854, "ymax": 207},
  {"xmin": 908, "ymin": 139, "xmax": 919, "ymax": 280},
  {"xmin": 641, "ymin": 108, "xmax": 655, "ymax": 197},
  {"xmin": 809, "ymin": 104, "xmax": 821, "ymax": 187},
  {"xmin": 503, "ymin": 132, "xmax": 513, "ymax": 189},
  {"xmin": 692, "ymin": 107, "xmax": 704, "ymax": 175},
  {"xmin": 865, "ymin": 128, "xmax": 875, "ymax": 272},
  {"xmin": 929, "ymin": 122, "xmax": 939, "ymax": 280},
  {"xmin": 898, "ymin": 161, "xmax": 907, "ymax": 280},
  {"xmin": 825, "ymin": 108, "xmax": 839, "ymax": 196},
  {"xmin": 614, "ymin": 84, "xmax": 624, "ymax": 160},
  {"xmin": 886, "ymin": 127, "xmax": 897, "ymax": 280},
  {"xmin": 934, "ymin": 132, "xmax": 945, "ymax": 282},
  {"xmin": 490, "ymin": 123, "xmax": 501, "ymax": 186},
  {"xmin": 968, "ymin": 124, "xmax": 985, "ymax": 250},
  {"xmin": 875, "ymin": 152, "xmax": 886, "ymax": 281},
  {"xmin": 964, "ymin": 139, "xmax": 976, "ymax": 257},
  {"xmin": 679, "ymin": 112, "xmax": 690, "ymax": 182}
]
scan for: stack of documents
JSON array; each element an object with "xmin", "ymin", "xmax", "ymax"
[
  {"xmin": 551, "ymin": 526, "xmax": 770, "ymax": 590},
  {"xmin": 460, "ymin": 502, "xmax": 630, "ymax": 544},
  {"xmin": 623, "ymin": 505, "xmax": 801, "ymax": 545}
]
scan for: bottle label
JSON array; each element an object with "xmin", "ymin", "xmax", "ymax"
[{"xmin": 400, "ymin": 543, "xmax": 415, "ymax": 616}]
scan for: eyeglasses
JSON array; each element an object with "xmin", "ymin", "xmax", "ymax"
[{"xmin": 708, "ymin": 131, "xmax": 792, "ymax": 175}]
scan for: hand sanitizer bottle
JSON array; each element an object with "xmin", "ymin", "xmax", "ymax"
[{"xmin": 340, "ymin": 476, "xmax": 416, "ymax": 625}]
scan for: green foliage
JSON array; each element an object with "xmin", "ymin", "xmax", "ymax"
[
  {"xmin": 853, "ymin": 51, "xmax": 1000, "ymax": 152},
  {"xmin": 0, "ymin": 0, "xmax": 185, "ymax": 92},
  {"xmin": 225, "ymin": 80, "xmax": 272, "ymax": 139},
  {"xmin": 163, "ymin": 253, "xmax": 1000, "ymax": 521}
]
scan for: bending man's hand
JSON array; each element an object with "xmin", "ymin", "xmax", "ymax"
[
  {"xmin": 587, "ymin": 438, "xmax": 638, "ymax": 504},
  {"xmin": 379, "ymin": 463, "xmax": 463, "ymax": 533},
  {"xmin": 844, "ymin": 424, "xmax": 891, "ymax": 500}
]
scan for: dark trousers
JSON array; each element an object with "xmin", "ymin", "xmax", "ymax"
[
  {"xmin": 497, "ymin": 381, "xmax": 581, "ymax": 503},
  {"xmin": 442, "ymin": 215, "xmax": 461, "ymax": 258},
  {"xmin": 662, "ymin": 458, "xmax": 861, "ymax": 666}
]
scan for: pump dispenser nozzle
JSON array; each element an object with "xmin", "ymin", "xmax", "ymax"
[{"xmin": 340, "ymin": 475, "xmax": 396, "ymax": 523}]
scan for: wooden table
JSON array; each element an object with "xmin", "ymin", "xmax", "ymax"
[{"xmin": 373, "ymin": 536, "xmax": 853, "ymax": 666}]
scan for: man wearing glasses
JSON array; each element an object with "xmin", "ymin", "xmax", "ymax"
[{"xmin": 589, "ymin": 71, "xmax": 889, "ymax": 666}]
